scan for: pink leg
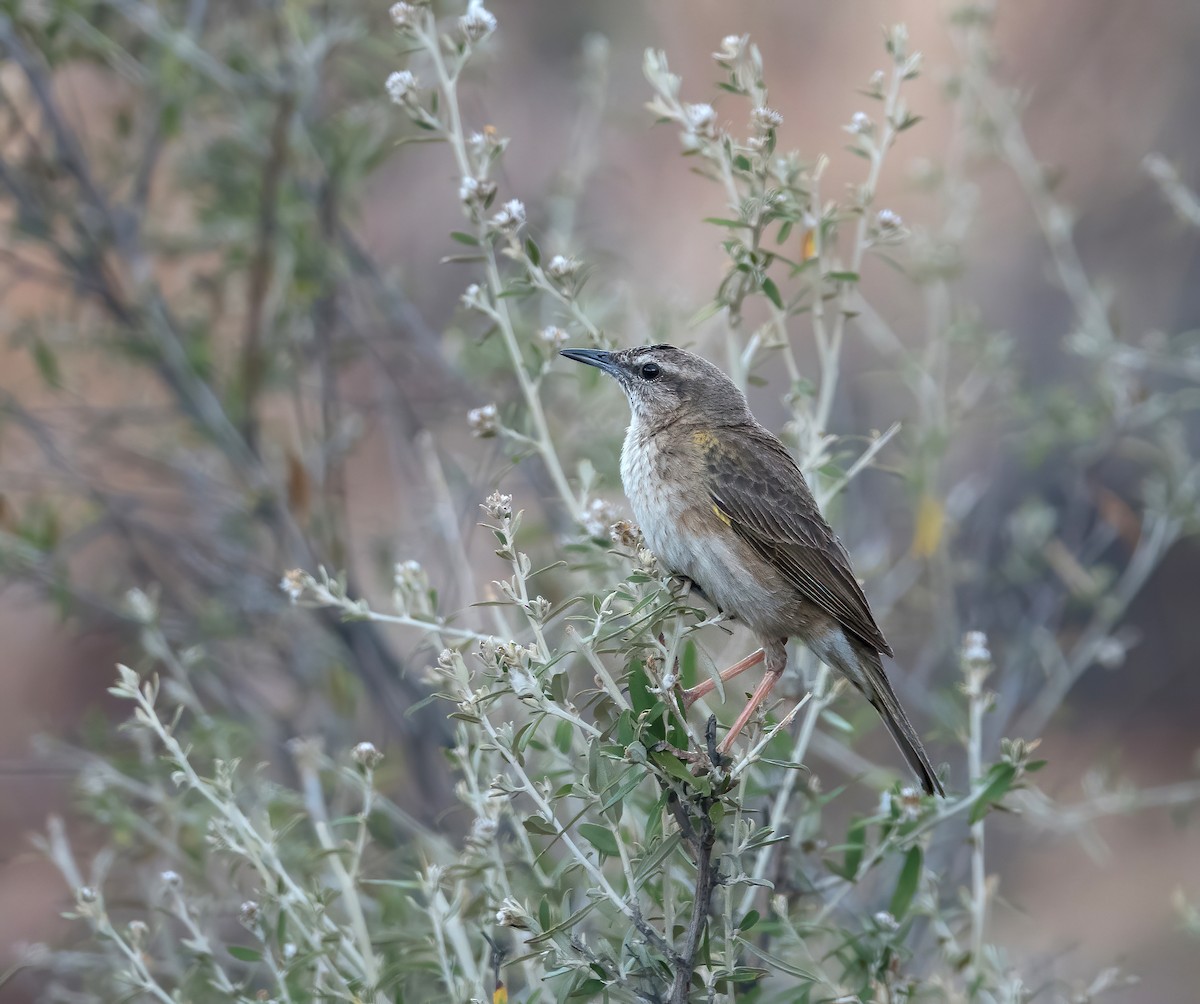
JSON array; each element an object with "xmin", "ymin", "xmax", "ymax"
[
  {"xmin": 718, "ymin": 668, "xmax": 784, "ymax": 754},
  {"xmin": 681, "ymin": 648, "xmax": 765, "ymax": 708}
]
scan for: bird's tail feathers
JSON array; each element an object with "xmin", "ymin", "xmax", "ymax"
[{"xmin": 858, "ymin": 652, "xmax": 945, "ymax": 797}]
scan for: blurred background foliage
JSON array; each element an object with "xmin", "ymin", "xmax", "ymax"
[{"xmin": 1, "ymin": 0, "xmax": 1199, "ymax": 1001}]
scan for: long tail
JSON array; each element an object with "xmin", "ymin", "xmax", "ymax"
[{"xmin": 858, "ymin": 650, "xmax": 945, "ymax": 797}]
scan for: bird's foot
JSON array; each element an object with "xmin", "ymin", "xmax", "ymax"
[
  {"xmin": 717, "ymin": 668, "xmax": 783, "ymax": 754},
  {"xmin": 680, "ymin": 647, "xmax": 766, "ymax": 709}
]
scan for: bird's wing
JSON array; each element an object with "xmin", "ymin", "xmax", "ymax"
[{"xmin": 703, "ymin": 424, "xmax": 893, "ymax": 657}]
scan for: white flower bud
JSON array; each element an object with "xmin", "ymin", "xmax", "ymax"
[
  {"xmin": 389, "ymin": 3, "xmax": 417, "ymax": 28},
  {"xmin": 874, "ymin": 910, "xmax": 899, "ymax": 931},
  {"xmin": 490, "ymin": 198, "xmax": 526, "ymax": 234},
  {"xmin": 609, "ymin": 519, "xmax": 643, "ymax": 549},
  {"xmin": 751, "ymin": 105, "xmax": 783, "ymax": 132},
  {"xmin": 684, "ymin": 102, "xmax": 716, "ymax": 135},
  {"xmin": 962, "ymin": 630, "xmax": 991, "ymax": 666},
  {"xmin": 458, "ymin": 175, "xmax": 497, "ymax": 207},
  {"xmin": 847, "ymin": 111, "xmax": 872, "ymax": 135},
  {"xmin": 877, "ymin": 208, "xmax": 903, "ymax": 231},
  {"xmin": 481, "ymin": 491, "xmax": 513, "ymax": 520},
  {"xmin": 467, "ymin": 403, "xmax": 498, "ymax": 438},
  {"xmin": 494, "ymin": 896, "xmax": 529, "ymax": 928},
  {"xmin": 546, "ymin": 254, "xmax": 580, "ymax": 281},
  {"xmin": 459, "ymin": 2, "xmax": 497, "ymax": 43},
  {"xmin": 352, "ymin": 741, "xmax": 383, "ymax": 768},
  {"xmin": 124, "ymin": 587, "xmax": 157, "ymax": 624},
  {"xmin": 279, "ymin": 569, "xmax": 306, "ymax": 602},
  {"xmin": 581, "ymin": 498, "xmax": 620, "ymax": 536},
  {"xmin": 537, "ymin": 326, "xmax": 569, "ymax": 351},
  {"xmin": 385, "ymin": 70, "xmax": 417, "ymax": 106},
  {"xmin": 713, "ymin": 35, "xmax": 747, "ymax": 63}
]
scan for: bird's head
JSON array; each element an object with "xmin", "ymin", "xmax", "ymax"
[{"xmin": 560, "ymin": 344, "xmax": 750, "ymax": 431}]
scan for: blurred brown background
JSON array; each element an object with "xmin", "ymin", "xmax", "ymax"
[{"xmin": 2, "ymin": 1, "xmax": 1199, "ymax": 1000}]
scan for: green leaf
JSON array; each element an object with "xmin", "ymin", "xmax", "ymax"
[
  {"xmin": 650, "ymin": 750, "xmax": 710, "ymax": 795},
  {"xmin": 733, "ymin": 154, "xmax": 752, "ymax": 171},
  {"xmin": 735, "ymin": 937, "xmax": 818, "ymax": 981},
  {"xmin": 842, "ymin": 816, "xmax": 867, "ymax": 879},
  {"xmin": 525, "ymin": 236, "xmax": 540, "ymax": 266},
  {"xmin": 587, "ymin": 735, "xmax": 601, "ymax": 791},
  {"xmin": 577, "ymin": 822, "xmax": 619, "ymax": 858},
  {"xmin": 738, "ymin": 909, "xmax": 761, "ymax": 932},
  {"xmin": 969, "ymin": 763, "xmax": 1018, "ymax": 824},
  {"xmin": 229, "ymin": 945, "xmax": 262, "ymax": 963},
  {"xmin": 600, "ymin": 769, "xmax": 644, "ymax": 814},
  {"xmin": 819, "ymin": 708, "xmax": 854, "ymax": 733},
  {"xmin": 32, "ymin": 338, "xmax": 61, "ymax": 388},
  {"xmin": 449, "ymin": 231, "xmax": 479, "ymax": 246},
  {"xmin": 569, "ymin": 978, "xmax": 606, "ymax": 997},
  {"xmin": 680, "ymin": 640, "xmax": 698, "ymax": 686},
  {"xmin": 554, "ymin": 718, "xmax": 574, "ymax": 754},
  {"xmin": 889, "ymin": 844, "xmax": 923, "ymax": 920},
  {"xmin": 703, "ymin": 217, "xmax": 750, "ymax": 229},
  {"xmin": 688, "ymin": 298, "xmax": 726, "ymax": 327},
  {"xmin": 527, "ymin": 900, "xmax": 600, "ymax": 945},
  {"xmin": 761, "ymin": 276, "xmax": 784, "ymax": 310},
  {"xmin": 826, "ymin": 270, "xmax": 860, "ymax": 282},
  {"xmin": 523, "ymin": 817, "xmax": 559, "ymax": 837},
  {"xmin": 616, "ymin": 710, "xmax": 635, "ymax": 746}
]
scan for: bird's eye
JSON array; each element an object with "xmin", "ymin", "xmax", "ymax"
[{"xmin": 640, "ymin": 362, "xmax": 661, "ymax": 380}]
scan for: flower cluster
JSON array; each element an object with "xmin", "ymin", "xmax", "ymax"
[
  {"xmin": 489, "ymin": 198, "xmax": 526, "ymax": 235},
  {"xmin": 459, "ymin": 2, "xmax": 497, "ymax": 44},
  {"xmin": 609, "ymin": 518, "xmax": 644, "ymax": 550},
  {"xmin": 385, "ymin": 70, "xmax": 418, "ymax": 106},
  {"xmin": 545, "ymin": 254, "xmax": 580, "ymax": 281},
  {"xmin": 459, "ymin": 175, "xmax": 498, "ymax": 209},
  {"xmin": 279, "ymin": 568, "xmax": 308, "ymax": 603},
  {"xmin": 537, "ymin": 325, "xmax": 569, "ymax": 352},
  {"xmin": 580, "ymin": 497, "xmax": 621, "ymax": 537},
  {"xmin": 750, "ymin": 105, "xmax": 783, "ymax": 133},
  {"xmin": 481, "ymin": 490, "xmax": 513, "ymax": 520},
  {"xmin": 846, "ymin": 111, "xmax": 873, "ymax": 136},
  {"xmin": 351, "ymin": 741, "xmax": 384, "ymax": 769},
  {"xmin": 467, "ymin": 402, "xmax": 498, "ymax": 437},
  {"xmin": 713, "ymin": 34, "xmax": 748, "ymax": 65}
]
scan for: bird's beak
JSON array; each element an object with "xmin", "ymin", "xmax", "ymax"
[{"xmin": 560, "ymin": 347, "xmax": 621, "ymax": 378}]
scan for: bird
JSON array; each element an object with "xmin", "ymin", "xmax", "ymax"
[{"xmin": 561, "ymin": 343, "xmax": 944, "ymax": 796}]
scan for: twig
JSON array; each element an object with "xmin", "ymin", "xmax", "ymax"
[{"xmin": 668, "ymin": 806, "xmax": 719, "ymax": 1004}]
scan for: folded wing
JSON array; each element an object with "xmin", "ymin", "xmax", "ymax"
[{"xmin": 704, "ymin": 424, "xmax": 893, "ymax": 658}]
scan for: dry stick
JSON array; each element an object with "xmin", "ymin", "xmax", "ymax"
[
  {"xmin": 241, "ymin": 89, "xmax": 296, "ymax": 454},
  {"xmin": 668, "ymin": 810, "xmax": 719, "ymax": 1004}
]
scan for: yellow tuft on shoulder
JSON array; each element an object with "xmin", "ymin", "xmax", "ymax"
[
  {"xmin": 711, "ymin": 502, "xmax": 732, "ymax": 527},
  {"xmin": 692, "ymin": 429, "xmax": 719, "ymax": 448}
]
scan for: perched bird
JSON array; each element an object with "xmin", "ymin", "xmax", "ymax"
[{"xmin": 561, "ymin": 344, "xmax": 944, "ymax": 796}]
